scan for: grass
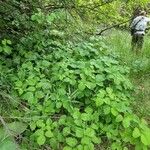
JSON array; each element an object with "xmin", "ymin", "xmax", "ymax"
[{"xmin": 103, "ymin": 29, "xmax": 150, "ymax": 122}]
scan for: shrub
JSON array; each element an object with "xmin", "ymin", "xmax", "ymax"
[{"xmin": 8, "ymin": 35, "xmax": 150, "ymax": 150}]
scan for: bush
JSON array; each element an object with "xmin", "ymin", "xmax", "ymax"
[
  {"xmin": 0, "ymin": 10, "xmax": 150, "ymax": 150},
  {"xmin": 4, "ymin": 35, "xmax": 148, "ymax": 150}
]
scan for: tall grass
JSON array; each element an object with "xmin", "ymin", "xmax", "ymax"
[{"xmin": 103, "ymin": 29, "xmax": 150, "ymax": 121}]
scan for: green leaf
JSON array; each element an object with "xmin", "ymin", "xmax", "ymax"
[
  {"xmin": 81, "ymin": 137, "xmax": 91, "ymax": 145},
  {"xmin": 56, "ymin": 102, "xmax": 62, "ymax": 109},
  {"xmin": 85, "ymin": 107, "xmax": 93, "ymax": 114},
  {"xmin": 141, "ymin": 133, "xmax": 150, "ymax": 146},
  {"xmin": 37, "ymin": 135, "xmax": 46, "ymax": 145},
  {"xmin": 42, "ymin": 60, "xmax": 50, "ymax": 67},
  {"xmin": 63, "ymin": 127, "xmax": 70, "ymax": 136},
  {"xmin": 45, "ymin": 130, "xmax": 54, "ymax": 138},
  {"xmin": 63, "ymin": 101, "xmax": 73, "ymax": 113},
  {"xmin": 116, "ymin": 115, "xmax": 123, "ymax": 122},
  {"xmin": 0, "ymin": 138, "xmax": 18, "ymax": 150},
  {"xmin": 63, "ymin": 146, "xmax": 73, "ymax": 150},
  {"xmin": 72, "ymin": 110, "xmax": 80, "ymax": 119},
  {"xmin": 85, "ymin": 128, "xmax": 95, "ymax": 137},
  {"xmin": 30, "ymin": 122, "xmax": 36, "ymax": 131},
  {"xmin": 35, "ymin": 91, "xmax": 45, "ymax": 99},
  {"xmin": 3, "ymin": 46, "xmax": 12, "ymax": 54},
  {"xmin": 86, "ymin": 82, "xmax": 96, "ymax": 89},
  {"xmin": 95, "ymin": 98, "xmax": 104, "ymax": 107},
  {"xmin": 36, "ymin": 120, "xmax": 45, "ymax": 128},
  {"xmin": 104, "ymin": 106, "xmax": 111, "ymax": 115},
  {"xmin": 77, "ymin": 145, "xmax": 84, "ymax": 150},
  {"xmin": 123, "ymin": 117, "xmax": 131, "ymax": 128},
  {"xmin": 132, "ymin": 127, "xmax": 141, "ymax": 138},
  {"xmin": 74, "ymin": 119, "xmax": 82, "ymax": 126},
  {"xmin": 78, "ymin": 82, "xmax": 86, "ymax": 91},
  {"xmin": 2, "ymin": 39, "xmax": 7, "ymax": 45},
  {"xmin": 66, "ymin": 137, "xmax": 78, "ymax": 147},
  {"xmin": 92, "ymin": 136, "xmax": 101, "ymax": 144},
  {"xmin": 27, "ymin": 86, "xmax": 36, "ymax": 92},
  {"xmin": 106, "ymin": 87, "xmax": 113, "ymax": 94},
  {"xmin": 111, "ymin": 108, "xmax": 118, "ymax": 116},
  {"xmin": 22, "ymin": 92, "xmax": 34, "ymax": 102},
  {"xmin": 50, "ymin": 138, "xmax": 59, "ymax": 149},
  {"xmin": 7, "ymin": 40, "xmax": 12, "ymax": 45},
  {"xmin": 75, "ymin": 128, "xmax": 84, "ymax": 138},
  {"xmin": 6, "ymin": 122, "xmax": 27, "ymax": 136},
  {"xmin": 81, "ymin": 113, "xmax": 90, "ymax": 121},
  {"xmin": 95, "ymin": 74, "xmax": 105, "ymax": 82}
]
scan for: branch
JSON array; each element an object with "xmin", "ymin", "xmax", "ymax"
[{"xmin": 96, "ymin": 19, "xmax": 131, "ymax": 35}]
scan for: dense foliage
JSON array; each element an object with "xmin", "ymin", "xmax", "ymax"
[{"xmin": 0, "ymin": 0, "xmax": 150, "ymax": 150}]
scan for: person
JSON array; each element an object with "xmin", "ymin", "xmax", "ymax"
[{"xmin": 130, "ymin": 10, "xmax": 150, "ymax": 53}]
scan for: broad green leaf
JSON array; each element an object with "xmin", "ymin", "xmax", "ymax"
[
  {"xmin": 111, "ymin": 108, "xmax": 118, "ymax": 116},
  {"xmin": 106, "ymin": 87, "xmax": 113, "ymax": 94},
  {"xmin": 7, "ymin": 122, "xmax": 27, "ymax": 136},
  {"xmin": 75, "ymin": 128, "xmax": 83, "ymax": 138},
  {"xmin": 63, "ymin": 127, "xmax": 70, "ymax": 136},
  {"xmin": 141, "ymin": 132, "xmax": 150, "ymax": 146},
  {"xmin": 72, "ymin": 110, "xmax": 80, "ymax": 119},
  {"xmin": 78, "ymin": 82, "xmax": 86, "ymax": 91},
  {"xmin": 7, "ymin": 40, "xmax": 12, "ymax": 45},
  {"xmin": 116, "ymin": 115, "xmax": 123, "ymax": 122},
  {"xmin": 132, "ymin": 127, "xmax": 141, "ymax": 138},
  {"xmin": 104, "ymin": 106, "xmax": 111, "ymax": 115},
  {"xmin": 37, "ymin": 135, "xmax": 46, "ymax": 145},
  {"xmin": 56, "ymin": 102, "xmax": 62, "ymax": 109},
  {"xmin": 27, "ymin": 86, "xmax": 36, "ymax": 92},
  {"xmin": 74, "ymin": 119, "xmax": 82, "ymax": 126},
  {"xmin": 77, "ymin": 145, "xmax": 84, "ymax": 150},
  {"xmin": 45, "ymin": 130, "xmax": 54, "ymax": 138},
  {"xmin": 63, "ymin": 146, "xmax": 72, "ymax": 150},
  {"xmin": 3, "ymin": 46, "xmax": 12, "ymax": 54},
  {"xmin": 63, "ymin": 101, "xmax": 73, "ymax": 113},
  {"xmin": 35, "ymin": 91, "xmax": 45, "ymax": 99},
  {"xmin": 81, "ymin": 137, "xmax": 91, "ymax": 145},
  {"xmin": 95, "ymin": 74, "xmax": 105, "ymax": 82},
  {"xmin": 95, "ymin": 98, "xmax": 104, "ymax": 107},
  {"xmin": 42, "ymin": 60, "xmax": 50, "ymax": 67},
  {"xmin": 86, "ymin": 82, "xmax": 96, "ymax": 89},
  {"xmin": 34, "ymin": 129, "xmax": 44, "ymax": 136},
  {"xmin": 50, "ymin": 138, "xmax": 59, "ymax": 149},
  {"xmin": 66, "ymin": 137, "xmax": 78, "ymax": 147},
  {"xmin": 2, "ymin": 39, "xmax": 7, "ymax": 45},
  {"xmin": 81, "ymin": 113, "xmax": 90, "ymax": 121},
  {"xmin": 15, "ymin": 81, "xmax": 22, "ymax": 87},
  {"xmin": 22, "ymin": 92, "xmax": 34, "ymax": 102},
  {"xmin": 36, "ymin": 120, "xmax": 45, "ymax": 128},
  {"xmin": 92, "ymin": 136, "xmax": 101, "ymax": 144},
  {"xmin": 30, "ymin": 122, "xmax": 36, "ymax": 131},
  {"xmin": 85, "ymin": 107, "xmax": 93, "ymax": 114},
  {"xmin": 0, "ymin": 138, "xmax": 18, "ymax": 150},
  {"xmin": 85, "ymin": 128, "xmax": 95, "ymax": 137},
  {"xmin": 123, "ymin": 117, "xmax": 131, "ymax": 128}
]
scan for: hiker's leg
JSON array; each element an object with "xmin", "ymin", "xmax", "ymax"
[
  {"xmin": 131, "ymin": 35, "xmax": 136, "ymax": 51},
  {"xmin": 131, "ymin": 35, "xmax": 138, "ymax": 51},
  {"xmin": 137, "ymin": 34, "xmax": 144, "ymax": 54}
]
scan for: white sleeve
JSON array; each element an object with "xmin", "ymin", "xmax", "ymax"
[{"xmin": 130, "ymin": 19, "xmax": 136, "ymax": 28}]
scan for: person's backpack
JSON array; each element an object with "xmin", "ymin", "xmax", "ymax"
[{"xmin": 130, "ymin": 17, "xmax": 144, "ymax": 36}]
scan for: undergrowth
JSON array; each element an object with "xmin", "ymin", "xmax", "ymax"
[
  {"xmin": 0, "ymin": 13, "xmax": 150, "ymax": 150},
  {"xmin": 104, "ymin": 29, "xmax": 150, "ymax": 122}
]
